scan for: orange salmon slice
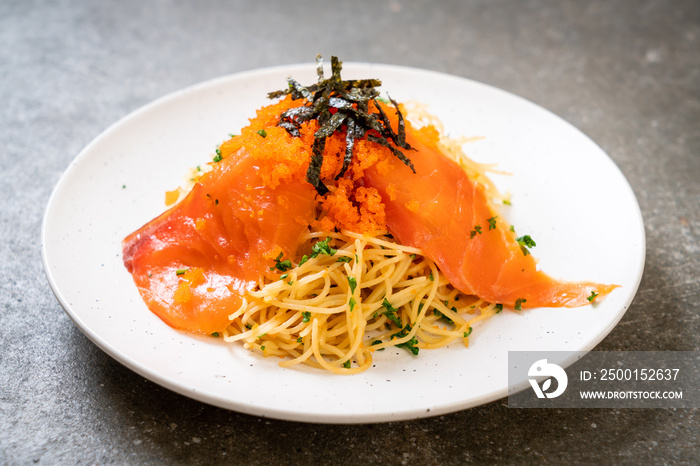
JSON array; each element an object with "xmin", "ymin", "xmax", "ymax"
[
  {"xmin": 122, "ymin": 150, "xmax": 316, "ymax": 334},
  {"xmin": 363, "ymin": 130, "xmax": 618, "ymax": 308}
]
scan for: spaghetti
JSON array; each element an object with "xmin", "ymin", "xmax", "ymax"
[
  {"xmin": 223, "ymin": 229, "xmax": 500, "ymax": 374},
  {"xmin": 219, "ymin": 105, "xmax": 502, "ymax": 374},
  {"xmin": 122, "ymin": 57, "xmax": 616, "ymax": 375}
]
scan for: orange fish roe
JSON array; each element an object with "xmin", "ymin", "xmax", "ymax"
[
  {"xmin": 318, "ymin": 178, "xmax": 387, "ymax": 233},
  {"xmin": 215, "ymin": 95, "xmax": 430, "ymax": 234},
  {"xmin": 173, "ymin": 267, "xmax": 207, "ymax": 303},
  {"xmin": 165, "ymin": 188, "xmax": 181, "ymax": 206},
  {"xmin": 412, "ymin": 124, "xmax": 441, "ymax": 149},
  {"xmin": 405, "ymin": 200, "xmax": 420, "ymax": 212}
]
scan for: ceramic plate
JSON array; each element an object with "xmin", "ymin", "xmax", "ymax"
[{"xmin": 42, "ymin": 63, "xmax": 645, "ymax": 423}]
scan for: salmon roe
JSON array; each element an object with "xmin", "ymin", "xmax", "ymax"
[{"xmin": 216, "ymin": 95, "xmax": 428, "ymax": 233}]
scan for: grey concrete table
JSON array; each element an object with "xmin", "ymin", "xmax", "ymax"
[{"xmin": 2, "ymin": 0, "xmax": 698, "ymax": 463}]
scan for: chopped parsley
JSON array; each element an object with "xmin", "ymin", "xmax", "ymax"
[
  {"xmin": 488, "ymin": 216, "xmax": 498, "ymax": 230},
  {"xmin": 257, "ymin": 129, "xmax": 267, "ymax": 138},
  {"xmin": 470, "ymin": 225, "xmax": 482, "ymax": 239},
  {"xmin": 514, "ymin": 298, "xmax": 527, "ymax": 311},
  {"xmin": 433, "ymin": 308, "xmax": 454, "ymax": 325},
  {"xmin": 310, "ymin": 237, "xmax": 336, "ymax": 258},
  {"xmin": 370, "ymin": 340, "xmax": 385, "ymax": 351},
  {"xmin": 381, "ymin": 298, "xmax": 402, "ymax": 327},
  {"xmin": 296, "ymin": 336, "xmax": 303, "ymax": 343},
  {"xmin": 435, "ymin": 302, "xmax": 456, "ymax": 325},
  {"xmin": 463, "ymin": 327, "xmax": 473, "ymax": 338},
  {"xmin": 298, "ymin": 254, "xmax": 309, "ymax": 267},
  {"xmin": 213, "ymin": 148, "xmax": 223, "ymax": 163},
  {"xmin": 270, "ymin": 252, "xmax": 292, "ymax": 272},
  {"xmin": 516, "ymin": 235, "xmax": 536, "ymax": 256},
  {"xmin": 391, "ymin": 325, "xmax": 419, "ymax": 355},
  {"xmin": 349, "ymin": 297, "xmax": 356, "ymax": 312},
  {"xmin": 587, "ymin": 291, "xmax": 599, "ymax": 302},
  {"xmin": 336, "ymin": 256, "xmax": 352, "ymax": 263},
  {"xmin": 211, "ymin": 332, "xmax": 220, "ymax": 338},
  {"xmin": 343, "ymin": 360, "xmax": 351, "ymax": 369},
  {"xmin": 302, "ymin": 311, "xmax": 311, "ymax": 323},
  {"xmin": 495, "ymin": 303, "xmax": 503, "ymax": 313},
  {"xmin": 347, "ymin": 277, "xmax": 357, "ymax": 294},
  {"xmin": 175, "ymin": 268, "xmax": 188, "ymax": 276}
]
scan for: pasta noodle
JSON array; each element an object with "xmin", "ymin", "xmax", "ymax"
[
  {"xmin": 123, "ymin": 59, "xmax": 616, "ymax": 374},
  {"xmin": 221, "ymin": 106, "xmax": 501, "ymax": 374},
  {"xmin": 223, "ymin": 229, "xmax": 501, "ymax": 374}
]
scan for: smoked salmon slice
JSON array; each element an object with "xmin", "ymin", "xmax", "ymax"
[
  {"xmin": 122, "ymin": 149, "xmax": 316, "ymax": 334},
  {"xmin": 363, "ymin": 127, "xmax": 617, "ymax": 308}
]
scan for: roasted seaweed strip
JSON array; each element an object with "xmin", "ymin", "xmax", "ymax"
[{"xmin": 268, "ymin": 55, "xmax": 416, "ymax": 194}]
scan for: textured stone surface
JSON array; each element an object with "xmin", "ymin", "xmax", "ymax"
[{"xmin": 1, "ymin": 0, "xmax": 698, "ymax": 463}]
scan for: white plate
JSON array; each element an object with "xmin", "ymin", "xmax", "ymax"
[{"xmin": 42, "ymin": 63, "xmax": 645, "ymax": 423}]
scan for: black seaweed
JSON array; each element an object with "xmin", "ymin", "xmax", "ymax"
[{"xmin": 268, "ymin": 55, "xmax": 415, "ymax": 194}]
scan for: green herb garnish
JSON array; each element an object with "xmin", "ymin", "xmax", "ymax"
[
  {"xmin": 270, "ymin": 251, "xmax": 292, "ymax": 272},
  {"xmin": 495, "ymin": 304, "xmax": 503, "ymax": 313},
  {"xmin": 347, "ymin": 276, "xmax": 357, "ymax": 294},
  {"xmin": 488, "ymin": 216, "xmax": 498, "ymax": 230},
  {"xmin": 380, "ymin": 298, "xmax": 402, "ymax": 327},
  {"xmin": 391, "ymin": 325, "xmax": 419, "ymax": 355},
  {"xmin": 175, "ymin": 268, "xmax": 188, "ymax": 276},
  {"xmin": 336, "ymin": 256, "xmax": 352, "ymax": 263},
  {"xmin": 370, "ymin": 340, "xmax": 385, "ymax": 351},
  {"xmin": 587, "ymin": 291, "xmax": 599, "ymax": 302},
  {"xmin": 310, "ymin": 237, "xmax": 336, "ymax": 257},
  {"xmin": 516, "ymin": 235, "xmax": 536, "ymax": 256},
  {"xmin": 302, "ymin": 311, "xmax": 311, "ymax": 323},
  {"xmin": 433, "ymin": 308, "xmax": 454, "ymax": 325},
  {"xmin": 514, "ymin": 298, "xmax": 526, "ymax": 311}
]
